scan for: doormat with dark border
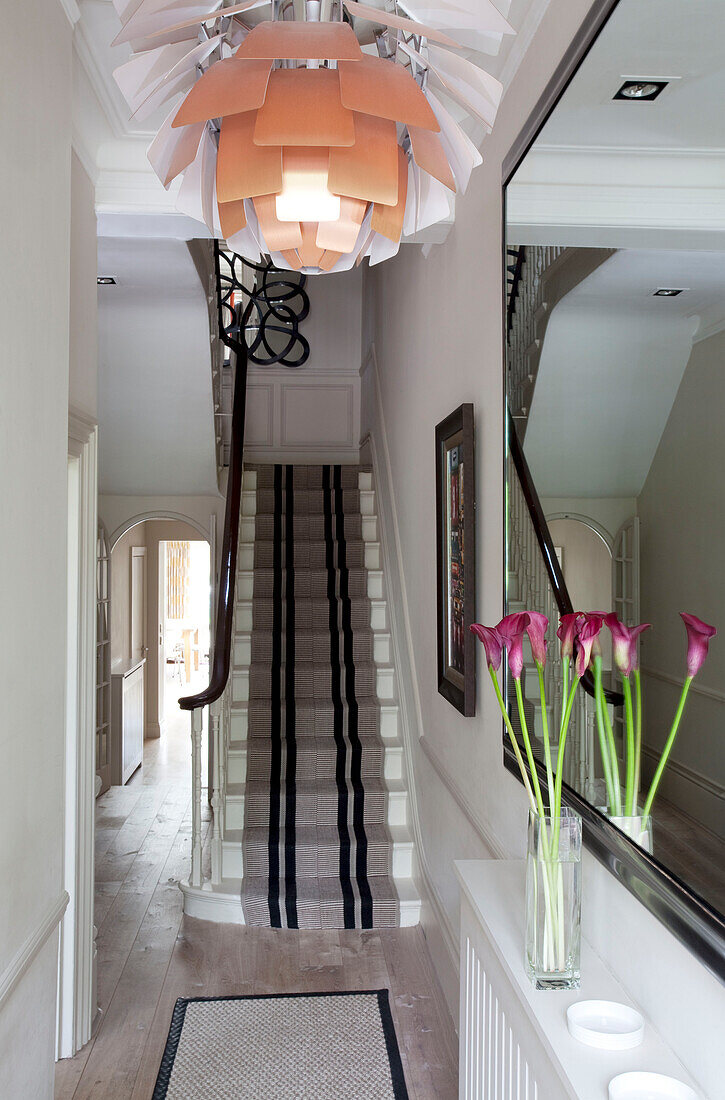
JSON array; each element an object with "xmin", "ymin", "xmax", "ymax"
[{"xmin": 152, "ymin": 989, "xmax": 409, "ymax": 1099}]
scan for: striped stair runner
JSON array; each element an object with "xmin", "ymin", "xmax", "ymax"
[{"xmin": 240, "ymin": 464, "xmax": 400, "ymax": 929}]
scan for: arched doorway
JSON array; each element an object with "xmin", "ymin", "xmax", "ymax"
[
  {"xmin": 108, "ymin": 516, "xmax": 212, "ymax": 780},
  {"xmin": 546, "ymin": 514, "xmax": 614, "ymax": 669}
]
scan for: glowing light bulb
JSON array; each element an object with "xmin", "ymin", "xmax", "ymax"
[{"xmin": 275, "ymin": 149, "xmax": 341, "ymax": 223}]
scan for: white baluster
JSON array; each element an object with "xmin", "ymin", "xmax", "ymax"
[
  {"xmin": 190, "ymin": 707, "xmax": 204, "ymax": 889},
  {"xmin": 210, "ymin": 701, "xmax": 223, "ymax": 886}
]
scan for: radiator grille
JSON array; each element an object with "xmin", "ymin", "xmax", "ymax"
[{"xmin": 462, "ymin": 936, "xmax": 539, "ymax": 1100}]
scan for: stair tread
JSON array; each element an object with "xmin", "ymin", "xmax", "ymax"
[{"xmin": 228, "ymin": 777, "xmax": 405, "ymax": 797}]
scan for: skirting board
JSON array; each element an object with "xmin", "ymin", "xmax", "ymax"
[{"xmin": 0, "ymin": 892, "xmax": 69, "ymax": 1010}]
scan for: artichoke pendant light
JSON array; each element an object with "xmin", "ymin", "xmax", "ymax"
[{"xmin": 112, "ymin": 0, "xmax": 515, "ymax": 274}]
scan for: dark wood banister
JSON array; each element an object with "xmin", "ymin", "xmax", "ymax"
[
  {"xmin": 508, "ymin": 409, "xmax": 624, "ymax": 708},
  {"xmin": 179, "ymin": 299, "xmax": 253, "ymax": 712}
]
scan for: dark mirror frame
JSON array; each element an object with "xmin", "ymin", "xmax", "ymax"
[{"xmin": 501, "ymin": 0, "xmax": 725, "ymax": 985}]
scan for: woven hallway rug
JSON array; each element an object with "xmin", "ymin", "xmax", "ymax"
[{"xmin": 152, "ymin": 989, "xmax": 409, "ymax": 1100}]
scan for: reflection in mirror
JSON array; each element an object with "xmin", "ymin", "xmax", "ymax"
[{"xmin": 505, "ymin": 0, "xmax": 725, "ymax": 918}]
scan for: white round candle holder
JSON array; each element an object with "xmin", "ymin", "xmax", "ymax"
[
  {"xmin": 567, "ymin": 1000, "xmax": 644, "ymax": 1050},
  {"xmin": 608, "ymin": 1071, "xmax": 699, "ymax": 1099}
]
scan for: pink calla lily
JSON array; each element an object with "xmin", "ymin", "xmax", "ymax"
[
  {"xmin": 604, "ymin": 614, "xmax": 651, "ymax": 677},
  {"xmin": 497, "ymin": 612, "xmax": 530, "ymax": 681},
  {"xmin": 557, "ymin": 613, "xmax": 583, "ymax": 660},
  {"xmin": 526, "ymin": 611, "xmax": 549, "ymax": 667},
  {"xmin": 680, "ymin": 613, "xmax": 717, "ymax": 677},
  {"xmin": 470, "ymin": 623, "xmax": 503, "ymax": 671},
  {"xmin": 575, "ymin": 614, "xmax": 604, "ymax": 678}
]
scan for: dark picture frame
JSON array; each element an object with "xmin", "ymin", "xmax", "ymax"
[{"xmin": 435, "ymin": 403, "xmax": 476, "ymax": 716}]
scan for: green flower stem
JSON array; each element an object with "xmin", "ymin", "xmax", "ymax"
[
  {"xmin": 514, "ymin": 677, "xmax": 549, "ymax": 831},
  {"xmin": 592, "ymin": 658, "xmax": 618, "ymax": 813},
  {"xmin": 488, "ymin": 666, "xmax": 537, "ymax": 814},
  {"xmin": 633, "ymin": 670, "xmax": 643, "ymax": 805},
  {"xmin": 537, "ymin": 662, "xmax": 555, "ymax": 817},
  {"xmin": 594, "ymin": 658, "xmax": 622, "ymax": 814},
  {"xmin": 622, "ymin": 675, "xmax": 636, "ymax": 816},
  {"xmin": 642, "ymin": 676, "xmax": 693, "ymax": 819},
  {"xmin": 551, "ymin": 674, "xmax": 580, "ymax": 852}
]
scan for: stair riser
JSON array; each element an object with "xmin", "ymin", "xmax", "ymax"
[
  {"xmin": 245, "ymin": 546, "xmax": 380, "ymax": 570},
  {"xmin": 247, "ymin": 636, "xmax": 376, "ymax": 668},
  {"xmin": 232, "ymin": 666, "xmax": 394, "ymax": 703},
  {"xmin": 227, "ymin": 745, "xmax": 404, "ymax": 785},
  {"xmin": 236, "ymin": 570, "xmax": 384, "ymax": 601},
  {"xmin": 234, "ymin": 843, "xmax": 413, "ymax": 881},
  {"xmin": 238, "ymin": 634, "xmax": 385, "ymax": 668},
  {"xmin": 225, "ymin": 790, "xmax": 407, "ymax": 831},
  {"xmin": 234, "ymin": 598, "xmax": 388, "ymax": 633}
]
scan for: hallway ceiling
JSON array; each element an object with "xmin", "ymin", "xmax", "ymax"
[
  {"xmin": 524, "ymin": 248, "xmax": 725, "ymax": 498},
  {"xmin": 507, "ymin": 0, "xmax": 725, "ymax": 249}
]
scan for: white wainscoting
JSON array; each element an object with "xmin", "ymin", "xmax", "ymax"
[{"xmin": 244, "ymin": 369, "xmax": 360, "ymax": 464}]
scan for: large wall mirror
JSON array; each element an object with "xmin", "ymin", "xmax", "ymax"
[{"xmin": 503, "ymin": 0, "xmax": 725, "ymax": 979}]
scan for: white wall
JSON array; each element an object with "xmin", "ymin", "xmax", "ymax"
[
  {"xmin": 0, "ymin": 2, "xmax": 73, "ymax": 1096},
  {"xmin": 245, "ymin": 268, "xmax": 363, "ymax": 463},
  {"xmin": 97, "ymin": 238, "xmax": 218, "ymax": 495},
  {"xmin": 362, "ymin": 1, "xmax": 724, "ymax": 1093},
  {"xmin": 70, "ymin": 152, "xmax": 98, "ymax": 421},
  {"xmin": 541, "ymin": 495, "xmax": 636, "ymax": 545},
  {"xmin": 637, "ymin": 328, "xmax": 725, "ymax": 838}
]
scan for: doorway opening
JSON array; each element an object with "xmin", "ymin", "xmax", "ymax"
[
  {"xmin": 160, "ymin": 538, "xmax": 211, "ymax": 726},
  {"xmin": 108, "ymin": 517, "xmax": 211, "ymax": 781}
]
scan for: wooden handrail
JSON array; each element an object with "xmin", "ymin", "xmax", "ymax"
[
  {"xmin": 179, "ymin": 299, "xmax": 253, "ymax": 712},
  {"xmin": 508, "ymin": 410, "xmax": 624, "ymax": 708}
]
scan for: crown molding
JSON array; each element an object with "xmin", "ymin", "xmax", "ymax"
[
  {"xmin": 498, "ymin": 0, "xmax": 551, "ymax": 92},
  {"xmin": 72, "ymin": 127, "xmax": 100, "ymax": 186},
  {"xmin": 59, "ymin": 0, "xmax": 81, "ymax": 27},
  {"xmin": 73, "ymin": 16, "xmax": 128, "ymax": 140},
  {"xmin": 532, "ymin": 142, "xmax": 725, "ymax": 159}
]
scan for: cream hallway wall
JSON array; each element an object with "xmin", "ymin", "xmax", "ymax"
[
  {"xmin": 362, "ymin": 2, "xmax": 723, "ymax": 1095},
  {"xmin": 0, "ymin": 2, "xmax": 75, "ymax": 1097},
  {"xmin": 638, "ymin": 327, "xmax": 725, "ymax": 837}
]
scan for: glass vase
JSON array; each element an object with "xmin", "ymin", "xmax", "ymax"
[
  {"xmin": 609, "ymin": 814, "xmax": 653, "ymax": 854},
  {"xmin": 525, "ymin": 807, "xmax": 582, "ymax": 990}
]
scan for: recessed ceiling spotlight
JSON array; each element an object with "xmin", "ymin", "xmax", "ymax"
[
  {"xmin": 653, "ymin": 288, "xmax": 686, "ymax": 297},
  {"xmin": 614, "ymin": 79, "xmax": 668, "ymax": 101},
  {"xmin": 97, "ymin": 276, "xmax": 116, "ymax": 285}
]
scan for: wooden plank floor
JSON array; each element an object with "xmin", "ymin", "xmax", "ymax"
[{"xmin": 55, "ymin": 696, "xmax": 458, "ymax": 1099}]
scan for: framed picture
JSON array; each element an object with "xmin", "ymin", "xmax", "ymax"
[{"xmin": 435, "ymin": 403, "xmax": 476, "ymax": 716}]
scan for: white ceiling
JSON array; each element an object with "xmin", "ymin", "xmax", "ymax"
[
  {"xmin": 524, "ymin": 249, "xmax": 718, "ymax": 498},
  {"xmin": 508, "ymin": 0, "xmax": 725, "ymax": 248},
  {"xmin": 97, "ymin": 237, "xmax": 219, "ymax": 495},
  {"xmin": 537, "ymin": 0, "xmax": 725, "ymax": 151}
]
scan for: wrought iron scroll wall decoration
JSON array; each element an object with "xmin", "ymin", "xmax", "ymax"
[{"xmin": 215, "ymin": 242, "xmax": 310, "ymax": 368}]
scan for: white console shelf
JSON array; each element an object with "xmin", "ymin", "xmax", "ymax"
[{"xmin": 456, "ymin": 860, "xmax": 703, "ymax": 1099}]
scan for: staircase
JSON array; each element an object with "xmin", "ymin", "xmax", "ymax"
[{"xmin": 182, "ymin": 463, "xmax": 420, "ymax": 927}]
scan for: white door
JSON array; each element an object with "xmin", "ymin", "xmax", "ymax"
[
  {"xmin": 612, "ymin": 516, "xmax": 640, "ymax": 627},
  {"xmin": 131, "ymin": 546, "xmax": 147, "ymax": 664},
  {"xmin": 612, "ymin": 516, "xmax": 640, "ymax": 767}
]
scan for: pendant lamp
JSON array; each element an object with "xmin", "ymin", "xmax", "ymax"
[{"xmin": 112, "ymin": 0, "xmax": 515, "ymax": 274}]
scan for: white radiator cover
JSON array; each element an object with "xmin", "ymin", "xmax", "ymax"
[
  {"xmin": 462, "ymin": 932, "xmax": 540, "ymax": 1099},
  {"xmin": 457, "ymin": 861, "xmax": 701, "ymax": 1100}
]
